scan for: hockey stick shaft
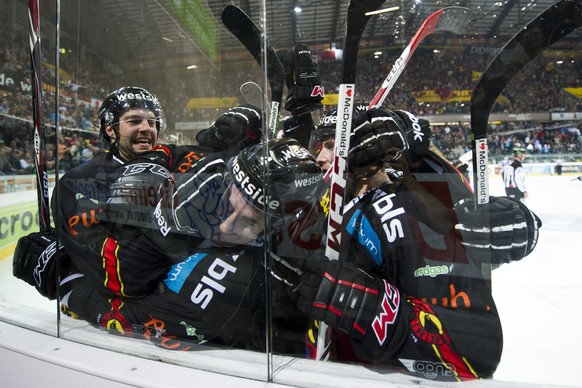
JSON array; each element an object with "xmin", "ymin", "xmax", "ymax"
[
  {"xmin": 368, "ymin": 6, "xmax": 474, "ymax": 109},
  {"xmin": 221, "ymin": 5, "xmax": 284, "ymax": 138},
  {"xmin": 29, "ymin": 0, "xmax": 51, "ymax": 232},
  {"xmin": 470, "ymin": 0, "xmax": 582, "ymax": 206},
  {"xmin": 318, "ymin": 3, "xmax": 474, "ymax": 360},
  {"xmin": 323, "ymin": 6, "xmax": 474, "ymax": 181},
  {"xmin": 317, "ymin": 0, "xmax": 386, "ymax": 361}
]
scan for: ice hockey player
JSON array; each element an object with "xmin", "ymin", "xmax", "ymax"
[
  {"xmin": 503, "ymin": 145, "xmax": 528, "ymax": 203},
  {"xmin": 298, "ymin": 107, "xmax": 542, "ymax": 381},
  {"xmin": 13, "ymin": 86, "xmax": 265, "ymax": 300},
  {"xmin": 16, "ymin": 137, "xmax": 322, "ymax": 353}
]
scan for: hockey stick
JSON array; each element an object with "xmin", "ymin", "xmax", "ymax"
[
  {"xmin": 28, "ymin": 0, "xmax": 51, "ymax": 232},
  {"xmin": 221, "ymin": 5, "xmax": 285, "ymax": 138},
  {"xmin": 470, "ymin": 0, "xmax": 582, "ymax": 206},
  {"xmin": 240, "ymin": 81, "xmax": 263, "ymax": 107},
  {"xmin": 322, "ymin": 5, "xmax": 474, "ymax": 182},
  {"xmin": 315, "ymin": 0, "xmax": 386, "ymax": 361},
  {"xmin": 470, "ymin": 0, "xmax": 581, "ymax": 284},
  {"xmin": 368, "ymin": 6, "xmax": 474, "ymax": 109}
]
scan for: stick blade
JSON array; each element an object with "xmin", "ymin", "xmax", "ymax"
[
  {"xmin": 471, "ymin": 0, "xmax": 582, "ymax": 140},
  {"xmin": 433, "ymin": 7, "xmax": 474, "ymax": 34},
  {"xmin": 240, "ymin": 81, "xmax": 263, "ymax": 107},
  {"xmin": 342, "ymin": 0, "xmax": 386, "ymax": 83}
]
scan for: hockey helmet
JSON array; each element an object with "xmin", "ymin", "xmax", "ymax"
[
  {"xmin": 98, "ymin": 86, "xmax": 167, "ymax": 143},
  {"xmin": 308, "ymin": 102, "xmax": 368, "ymax": 156},
  {"xmin": 227, "ymin": 138, "xmax": 321, "ymax": 217},
  {"xmin": 513, "ymin": 145, "xmax": 526, "ymax": 155},
  {"xmin": 218, "ymin": 138, "xmax": 321, "ymax": 240}
]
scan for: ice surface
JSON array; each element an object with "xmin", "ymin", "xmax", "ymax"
[{"xmin": 490, "ymin": 174, "xmax": 582, "ymax": 387}]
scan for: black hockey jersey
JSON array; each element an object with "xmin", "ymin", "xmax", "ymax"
[{"xmin": 336, "ymin": 168, "xmax": 503, "ymax": 380}]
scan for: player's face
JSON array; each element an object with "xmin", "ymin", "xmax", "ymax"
[
  {"xmin": 315, "ymin": 138, "xmax": 334, "ymax": 173},
  {"xmin": 216, "ymin": 184, "xmax": 265, "ymax": 246},
  {"xmin": 107, "ymin": 109, "xmax": 158, "ymax": 161}
]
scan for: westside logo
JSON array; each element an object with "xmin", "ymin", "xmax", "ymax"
[{"xmin": 231, "ymin": 158, "xmax": 279, "ymax": 211}]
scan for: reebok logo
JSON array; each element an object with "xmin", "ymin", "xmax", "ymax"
[{"xmin": 401, "ymin": 110, "xmax": 425, "ymax": 143}]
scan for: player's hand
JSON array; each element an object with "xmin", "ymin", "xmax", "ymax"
[
  {"xmin": 196, "ymin": 105, "xmax": 262, "ymax": 151},
  {"xmin": 13, "ymin": 231, "xmax": 68, "ymax": 299},
  {"xmin": 297, "ymin": 260, "xmax": 400, "ymax": 342},
  {"xmin": 172, "ymin": 159, "xmax": 226, "ymax": 240},
  {"xmin": 393, "ymin": 110, "xmax": 431, "ymax": 161},
  {"xmin": 454, "ymin": 196, "xmax": 542, "ymax": 264},
  {"xmin": 282, "ymin": 44, "xmax": 324, "ymax": 116},
  {"xmin": 349, "ymin": 107, "xmax": 409, "ymax": 170}
]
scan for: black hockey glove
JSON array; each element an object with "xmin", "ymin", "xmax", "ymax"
[
  {"xmin": 297, "ymin": 260, "xmax": 401, "ymax": 344},
  {"xmin": 172, "ymin": 157, "xmax": 227, "ymax": 240},
  {"xmin": 393, "ymin": 110, "xmax": 431, "ymax": 161},
  {"xmin": 281, "ymin": 111, "xmax": 317, "ymax": 149},
  {"xmin": 196, "ymin": 105, "xmax": 262, "ymax": 151},
  {"xmin": 454, "ymin": 196, "xmax": 542, "ymax": 264},
  {"xmin": 349, "ymin": 107, "xmax": 409, "ymax": 171},
  {"xmin": 13, "ymin": 231, "xmax": 68, "ymax": 299},
  {"xmin": 282, "ymin": 44, "xmax": 324, "ymax": 116}
]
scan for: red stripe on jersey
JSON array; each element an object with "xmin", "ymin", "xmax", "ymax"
[{"xmin": 102, "ymin": 238, "xmax": 123, "ymax": 295}]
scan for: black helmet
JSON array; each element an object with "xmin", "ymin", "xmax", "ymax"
[
  {"xmin": 228, "ymin": 138, "xmax": 322, "ymax": 218},
  {"xmin": 309, "ymin": 103, "xmax": 368, "ymax": 155},
  {"xmin": 98, "ymin": 86, "xmax": 167, "ymax": 143}
]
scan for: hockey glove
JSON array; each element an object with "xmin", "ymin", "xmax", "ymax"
[
  {"xmin": 282, "ymin": 44, "xmax": 324, "ymax": 116},
  {"xmin": 349, "ymin": 107, "xmax": 409, "ymax": 171},
  {"xmin": 172, "ymin": 157, "xmax": 227, "ymax": 240},
  {"xmin": 297, "ymin": 260, "xmax": 400, "ymax": 344},
  {"xmin": 281, "ymin": 111, "xmax": 317, "ymax": 149},
  {"xmin": 454, "ymin": 196, "xmax": 542, "ymax": 264},
  {"xmin": 13, "ymin": 231, "xmax": 68, "ymax": 299},
  {"xmin": 196, "ymin": 105, "xmax": 262, "ymax": 151},
  {"xmin": 393, "ymin": 110, "xmax": 432, "ymax": 161}
]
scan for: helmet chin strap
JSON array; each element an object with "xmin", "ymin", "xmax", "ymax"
[{"xmin": 105, "ymin": 125, "xmax": 122, "ymax": 160}]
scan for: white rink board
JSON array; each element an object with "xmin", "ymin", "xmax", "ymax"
[{"xmin": 1, "ymin": 173, "xmax": 581, "ymax": 387}]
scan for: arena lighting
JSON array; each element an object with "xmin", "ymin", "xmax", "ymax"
[{"xmin": 365, "ymin": 6, "xmax": 400, "ymax": 16}]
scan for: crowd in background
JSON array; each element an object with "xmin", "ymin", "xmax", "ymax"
[{"xmin": 1, "ymin": 24, "xmax": 581, "ymax": 176}]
